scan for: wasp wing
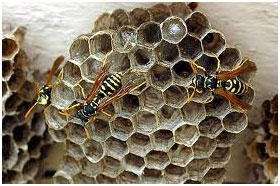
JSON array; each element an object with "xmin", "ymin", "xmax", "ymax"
[{"xmin": 45, "ymin": 55, "xmax": 64, "ymax": 85}]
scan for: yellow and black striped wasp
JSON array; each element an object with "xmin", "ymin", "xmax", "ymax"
[
  {"xmin": 60, "ymin": 51, "xmax": 146, "ymax": 139},
  {"xmin": 187, "ymin": 55, "xmax": 257, "ymax": 112},
  {"xmin": 25, "ymin": 55, "xmax": 64, "ymax": 118}
]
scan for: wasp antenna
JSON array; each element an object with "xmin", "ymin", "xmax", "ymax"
[{"xmin": 25, "ymin": 102, "xmax": 38, "ymax": 119}]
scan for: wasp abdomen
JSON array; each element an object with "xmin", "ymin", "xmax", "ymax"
[
  {"xmin": 222, "ymin": 78, "xmax": 248, "ymax": 95},
  {"xmin": 98, "ymin": 72, "xmax": 122, "ymax": 99}
]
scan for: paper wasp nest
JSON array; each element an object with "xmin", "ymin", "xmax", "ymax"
[
  {"xmin": 44, "ymin": 3, "xmax": 256, "ymax": 183},
  {"xmin": 2, "ymin": 26, "xmax": 53, "ymax": 183},
  {"xmin": 246, "ymin": 95, "xmax": 278, "ymax": 184}
]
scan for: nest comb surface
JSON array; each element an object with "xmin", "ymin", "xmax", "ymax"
[
  {"xmin": 44, "ymin": 3, "xmax": 257, "ymax": 184},
  {"xmin": 246, "ymin": 95, "xmax": 278, "ymax": 184},
  {"xmin": 2, "ymin": 26, "xmax": 54, "ymax": 183}
]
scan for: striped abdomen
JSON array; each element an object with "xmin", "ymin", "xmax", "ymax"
[
  {"xmin": 222, "ymin": 78, "xmax": 248, "ymax": 95},
  {"xmin": 97, "ymin": 72, "xmax": 123, "ymax": 99}
]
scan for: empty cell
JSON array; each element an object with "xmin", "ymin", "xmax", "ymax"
[
  {"xmin": 3, "ymin": 115, "xmax": 19, "ymax": 134},
  {"xmin": 48, "ymin": 128, "xmax": 67, "ymax": 142},
  {"xmin": 12, "ymin": 149, "xmax": 29, "ymax": 172},
  {"xmin": 5, "ymin": 93, "xmax": 23, "ymax": 113},
  {"xmin": 121, "ymin": 71, "xmax": 148, "ymax": 96},
  {"xmin": 18, "ymin": 81, "xmax": 36, "ymax": 102},
  {"xmin": 89, "ymin": 32, "xmax": 112, "ymax": 60},
  {"xmin": 3, "ymin": 135, "xmax": 18, "ymax": 169},
  {"xmin": 192, "ymin": 136, "xmax": 217, "ymax": 159},
  {"xmin": 137, "ymin": 22, "xmax": 162, "ymax": 48},
  {"xmin": 209, "ymin": 147, "xmax": 231, "ymax": 168},
  {"xmin": 22, "ymin": 159, "xmax": 39, "ymax": 180},
  {"xmin": 13, "ymin": 124, "xmax": 31, "ymax": 147},
  {"xmin": 181, "ymin": 102, "xmax": 206, "ymax": 125},
  {"xmin": 80, "ymin": 57, "xmax": 102, "ymax": 81},
  {"xmin": 163, "ymin": 85, "xmax": 188, "ymax": 108},
  {"xmin": 175, "ymin": 124, "xmax": 199, "ymax": 147},
  {"xmin": 178, "ymin": 35, "xmax": 202, "ymax": 60},
  {"xmin": 117, "ymin": 171, "xmax": 139, "ymax": 184},
  {"xmin": 149, "ymin": 3, "xmax": 171, "ymax": 23},
  {"xmin": 69, "ymin": 36, "xmax": 90, "ymax": 63},
  {"xmin": 51, "ymin": 82, "xmax": 75, "ymax": 109},
  {"xmin": 223, "ymin": 112, "xmax": 247, "ymax": 133},
  {"xmin": 111, "ymin": 116, "xmax": 134, "ymax": 140},
  {"xmin": 189, "ymin": 88, "xmax": 212, "ymax": 103},
  {"xmin": 87, "ymin": 119, "xmax": 111, "ymax": 142},
  {"xmin": 165, "ymin": 164, "xmax": 188, "ymax": 183},
  {"xmin": 66, "ymin": 141, "xmax": 84, "ymax": 160},
  {"xmin": 127, "ymin": 132, "xmax": 152, "ymax": 156},
  {"xmin": 169, "ymin": 144, "xmax": 194, "ymax": 167},
  {"xmin": 73, "ymin": 173, "xmax": 96, "ymax": 184},
  {"xmin": 161, "ymin": 17, "xmax": 187, "ymax": 44},
  {"xmin": 102, "ymin": 156, "xmax": 123, "ymax": 177},
  {"xmin": 27, "ymin": 136, "xmax": 42, "ymax": 158},
  {"xmin": 124, "ymin": 153, "xmax": 145, "ymax": 174},
  {"xmin": 54, "ymin": 171, "xmax": 73, "ymax": 184},
  {"xmin": 129, "ymin": 47, "xmax": 154, "ymax": 71},
  {"xmin": 202, "ymin": 168, "xmax": 226, "ymax": 184},
  {"xmin": 82, "ymin": 139, "xmax": 104, "ymax": 163},
  {"xmin": 151, "ymin": 129, "xmax": 174, "ymax": 152},
  {"xmin": 129, "ymin": 8, "xmax": 151, "ymax": 27},
  {"xmin": 116, "ymin": 94, "xmax": 139, "ymax": 116},
  {"xmin": 202, "ymin": 31, "xmax": 226, "ymax": 54},
  {"xmin": 110, "ymin": 9, "xmax": 130, "ymax": 29},
  {"xmin": 66, "ymin": 123, "xmax": 86, "ymax": 145},
  {"xmin": 169, "ymin": 2, "xmax": 192, "ymax": 20},
  {"xmin": 2, "ymin": 60, "xmax": 13, "ymax": 79},
  {"xmin": 199, "ymin": 116, "xmax": 223, "ymax": 138},
  {"xmin": 96, "ymin": 174, "xmax": 117, "ymax": 184},
  {"xmin": 74, "ymin": 80, "xmax": 93, "ymax": 102},
  {"xmin": 7, "ymin": 69, "xmax": 25, "ymax": 92},
  {"xmin": 146, "ymin": 150, "xmax": 170, "ymax": 169},
  {"xmin": 15, "ymin": 101, "xmax": 34, "ymax": 123},
  {"xmin": 219, "ymin": 48, "xmax": 242, "ymax": 70},
  {"xmin": 107, "ymin": 52, "xmax": 131, "ymax": 73},
  {"xmin": 44, "ymin": 105, "xmax": 68, "ymax": 130},
  {"xmin": 155, "ymin": 41, "xmax": 179, "ymax": 66},
  {"xmin": 105, "ymin": 137, "xmax": 128, "ymax": 160},
  {"xmin": 14, "ymin": 49, "xmax": 28, "ymax": 70},
  {"xmin": 216, "ymin": 131, "xmax": 237, "ymax": 148},
  {"xmin": 195, "ymin": 54, "xmax": 219, "ymax": 74},
  {"xmin": 172, "ymin": 60, "xmax": 194, "ymax": 86},
  {"xmin": 185, "ymin": 12, "xmax": 211, "ymax": 38},
  {"xmin": 142, "ymin": 168, "xmax": 165, "ymax": 184},
  {"xmin": 61, "ymin": 156, "xmax": 82, "ymax": 176},
  {"xmin": 187, "ymin": 159, "xmax": 210, "ymax": 181},
  {"xmin": 150, "ymin": 64, "xmax": 172, "ymax": 90},
  {"xmin": 93, "ymin": 12, "xmax": 110, "ymax": 32},
  {"xmin": 205, "ymin": 95, "xmax": 230, "ymax": 117},
  {"xmin": 140, "ymin": 87, "xmax": 164, "ymax": 111},
  {"xmin": 62, "ymin": 61, "xmax": 82, "ymax": 86},
  {"xmin": 113, "ymin": 26, "xmax": 137, "ymax": 53},
  {"xmin": 2, "ymin": 38, "xmax": 18, "ymax": 58},
  {"xmin": 158, "ymin": 105, "xmax": 184, "ymax": 130}
]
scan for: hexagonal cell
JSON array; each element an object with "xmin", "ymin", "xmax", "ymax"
[
  {"xmin": 73, "ymin": 173, "xmax": 96, "ymax": 184},
  {"xmin": 165, "ymin": 164, "xmax": 188, "ymax": 183},
  {"xmin": 155, "ymin": 41, "xmax": 179, "ymax": 66},
  {"xmin": 172, "ymin": 60, "xmax": 194, "ymax": 86},
  {"xmin": 181, "ymin": 102, "xmax": 206, "ymax": 125},
  {"xmin": 127, "ymin": 132, "xmax": 152, "ymax": 157},
  {"xmin": 48, "ymin": 128, "xmax": 67, "ymax": 142},
  {"xmin": 192, "ymin": 136, "xmax": 217, "ymax": 159},
  {"xmin": 2, "ymin": 37, "xmax": 18, "ymax": 58},
  {"xmin": 51, "ymin": 82, "xmax": 75, "ymax": 109},
  {"xmin": 202, "ymin": 31, "xmax": 226, "ymax": 55},
  {"xmin": 129, "ymin": 47, "xmax": 155, "ymax": 71},
  {"xmin": 205, "ymin": 94, "xmax": 231, "ymax": 117},
  {"xmin": 69, "ymin": 36, "xmax": 90, "ymax": 63},
  {"xmin": 93, "ymin": 12, "xmax": 110, "ymax": 32},
  {"xmin": 3, "ymin": 170, "xmax": 22, "ymax": 184},
  {"xmin": 66, "ymin": 140, "xmax": 84, "ymax": 160},
  {"xmin": 115, "ymin": 94, "xmax": 139, "ymax": 116},
  {"xmin": 110, "ymin": 9, "xmax": 130, "ymax": 29},
  {"xmin": 161, "ymin": 17, "xmax": 187, "ymax": 44},
  {"xmin": 140, "ymin": 86, "xmax": 164, "ymax": 112},
  {"xmin": 178, "ymin": 35, "xmax": 202, "ymax": 60},
  {"xmin": 61, "ymin": 155, "xmax": 82, "ymax": 177},
  {"xmin": 196, "ymin": 54, "xmax": 220, "ymax": 74},
  {"xmin": 188, "ymin": 86, "xmax": 212, "ymax": 104},
  {"xmin": 149, "ymin": 64, "xmax": 172, "ymax": 90},
  {"xmin": 82, "ymin": 139, "xmax": 104, "ymax": 163},
  {"xmin": 2, "ymin": 81, "xmax": 9, "ymax": 97},
  {"xmin": 113, "ymin": 26, "xmax": 137, "ymax": 53},
  {"xmin": 13, "ymin": 49, "xmax": 28, "ymax": 70},
  {"xmin": 87, "ymin": 118, "xmax": 111, "ymax": 142},
  {"xmin": 5, "ymin": 93, "xmax": 23, "ymax": 113},
  {"xmin": 78, "ymin": 158, "xmax": 100, "ymax": 178},
  {"xmin": 199, "ymin": 116, "xmax": 223, "ymax": 138},
  {"xmin": 157, "ymin": 105, "xmax": 184, "ymax": 130},
  {"xmin": 62, "ymin": 61, "xmax": 82, "ymax": 86},
  {"xmin": 66, "ymin": 123, "xmax": 86, "ymax": 145},
  {"xmin": 163, "ymin": 85, "xmax": 188, "ymax": 108},
  {"xmin": 129, "ymin": 8, "xmax": 151, "ymax": 27},
  {"xmin": 223, "ymin": 111, "xmax": 247, "ymax": 133},
  {"xmin": 12, "ymin": 149, "xmax": 29, "ymax": 172},
  {"xmin": 12, "ymin": 124, "xmax": 31, "ymax": 147},
  {"xmin": 137, "ymin": 21, "xmax": 162, "ymax": 48},
  {"xmin": 107, "ymin": 51, "xmax": 131, "ymax": 73},
  {"xmin": 151, "ymin": 129, "xmax": 174, "ymax": 152},
  {"xmin": 124, "ymin": 153, "xmax": 145, "ymax": 175},
  {"xmin": 202, "ymin": 168, "xmax": 226, "ymax": 184},
  {"xmin": 89, "ymin": 31, "xmax": 113, "ymax": 60},
  {"xmin": 216, "ymin": 131, "xmax": 237, "ymax": 147},
  {"xmin": 187, "ymin": 158, "xmax": 211, "ymax": 181},
  {"xmin": 54, "ymin": 171, "xmax": 73, "ymax": 184},
  {"xmin": 44, "ymin": 105, "xmax": 68, "ymax": 130},
  {"xmin": 105, "ymin": 137, "xmax": 128, "ymax": 160},
  {"xmin": 175, "ymin": 124, "xmax": 199, "ymax": 147},
  {"xmin": 22, "ymin": 158, "xmax": 39, "ymax": 180},
  {"xmin": 18, "ymin": 81, "xmax": 36, "ymax": 102},
  {"xmin": 96, "ymin": 174, "xmax": 117, "ymax": 184},
  {"xmin": 3, "ymin": 115, "xmax": 20, "ymax": 134},
  {"xmin": 73, "ymin": 80, "xmax": 93, "ymax": 102},
  {"xmin": 169, "ymin": 144, "xmax": 194, "ymax": 167},
  {"xmin": 27, "ymin": 136, "xmax": 43, "ymax": 158},
  {"xmin": 117, "ymin": 171, "xmax": 139, "ymax": 184},
  {"xmin": 219, "ymin": 47, "xmax": 242, "ymax": 70},
  {"xmin": 7, "ymin": 69, "xmax": 25, "ymax": 92},
  {"xmin": 185, "ymin": 12, "xmax": 211, "ymax": 38},
  {"xmin": 2, "ymin": 60, "xmax": 13, "ymax": 79},
  {"xmin": 80, "ymin": 57, "xmax": 102, "ymax": 81},
  {"xmin": 121, "ymin": 71, "xmax": 148, "ymax": 96},
  {"xmin": 101, "ymin": 156, "xmax": 123, "ymax": 177},
  {"xmin": 111, "ymin": 116, "xmax": 134, "ymax": 141},
  {"xmin": 209, "ymin": 147, "xmax": 231, "ymax": 168},
  {"xmin": 142, "ymin": 168, "xmax": 165, "ymax": 184},
  {"xmin": 149, "ymin": 3, "xmax": 171, "ymax": 23},
  {"xmin": 30, "ymin": 112, "xmax": 46, "ymax": 136},
  {"xmin": 146, "ymin": 150, "xmax": 170, "ymax": 170},
  {"xmin": 169, "ymin": 2, "xmax": 192, "ymax": 20},
  {"xmin": 3, "ymin": 135, "xmax": 18, "ymax": 170}
]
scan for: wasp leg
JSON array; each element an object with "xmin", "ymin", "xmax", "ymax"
[
  {"xmin": 84, "ymin": 117, "xmax": 97, "ymax": 139},
  {"xmin": 205, "ymin": 95, "xmax": 214, "ymax": 103},
  {"xmin": 102, "ymin": 50, "xmax": 113, "ymax": 66},
  {"xmin": 129, "ymin": 81, "xmax": 147, "ymax": 93},
  {"xmin": 58, "ymin": 103, "xmax": 81, "ymax": 119},
  {"xmin": 77, "ymin": 84, "xmax": 87, "ymax": 99},
  {"xmin": 196, "ymin": 88, "xmax": 203, "ymax": 94},
  {"xmin": 190, "ymin": 60, "xmax": 206, "ymax": 73},
  {"xmin": 100, "ymin": 110, "xmax": 112, "ymax": 117},
  {"xmin": 211, "ymin": 52, "xmax": 221, "ymax": 71},
  {"xmin": 57, "ymin": 68, "xmax": 64, "ymax": 81},
  {"xmin": 187, "ymin": 86, "xmax": 196, "ymax": 103}
]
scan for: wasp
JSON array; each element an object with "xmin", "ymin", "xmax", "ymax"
[
  {"xmin": 25, "ymin": 55, "xmax": 64, "ymax": 118},
  {"xmin": 60, "ymin": 51, "xmax": 146, "ymax": 139},
  {"xmin": 187, "ymin": 55, "xmax": 257, "ymax": 112}
]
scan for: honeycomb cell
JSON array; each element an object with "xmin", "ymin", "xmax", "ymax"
[
  {"xmin": 196, "ymin": 54, "xmax": 220, "ymax": 75},
  {"xmin": 161, "ymin": 17, "xmax": 187, "ymax": 44},
  {"xmin": 157, "ymin": 105, "xmax": 184, "ymax": 130},
  {"xmin": 169, "ymin": 144, "xmax": 194, "ymax": 167},
  {"xmin": 105, "ymin": 137, "xmax": 128, "ymax": 160},
  {"xmin": 54, "ymin": 171, "xmax": 73, "ymax": 184},
  {"xmin": 73, "ymin": 173, "xmax": 96, "ymax": 184},
  {"xmin": 185, "ymin": 12, "xmax": 211, "ymax": 38},
  {"xmin": 115, "ymin": 94, "xmax": 139, "ymax": 116},
  {"xmin": 266, "ymin": 135, "xmax": 277, "ymax": 157},
  {"xmin": 73, "ymin": 80, "xmax": 93, "ymax": 102},
  {"xmin": 264, "ymin": 157, "xmax": 278, "ymax": 183},
  {"xmin": 2, "ymin": 170, "xmax": 22, "ymax": 184},
  {"xmin": 2, "ymin": 60, "xmax": 13, "ymax": 79},
  {"xmin": 66, "ymin": 123, "xmax": 86, "ymax": 145},
  {"xmin": 129, "ymin": 47, "xmax": 155, "ymax": 71},
  {"xmin": 172, "ymin": 60, "xmax": 194, "ymax": 86},
  {"xmin": 111, "ymin": 116, "xmax": 134, "ymax": 140},
  {"xmin": 80, "ymin": 57, "xmax": 102, "ymax": 81},
  {"xmin": 2, "ymin": 37, "xmax": 18, "ymax": 58},
  {"xmin": 219, "ymin": 47, "xmax": 242, "ymax": 70},
  {"xmin": 44, "ymin": 105, "xmax": 68, "ymax": 130},
  {"xmin": 199, "ymin": 116, "xmax": 223, "ymax": 138},
  {"xmin": 87, "ymin": 118, "xmax": 111, "ymax": 142},
  {"xmin": 18, "ymin": 81, "xmax": 36, "ymax": 102},
  {"xmin": 69, "ymin": 36, "xmax": 90, "ymax": 63},
  {"xmin": 124, "ymin": 153, "xmax": 145, "ymax": 175},
  {"xmin": 89, "ymin": 31, "xmax": 113, "ymax": 60},
  {"xmin": 155, "ymin": 41, "xmax": 179, "ymax": 66},
  {"xmin": 62, "ymin": 61, "xmax": 82, "ymax": 86},
  {"xmin": 205, "ymin": 94, "xmax": 231, "ymax": 117},
  {"xmin": 12, "ymin": 150, "xmax": 29, "ymax": 172},
  {"xmin": 110, "ymin": 9, "xmax": 130, "ymax": 29},
  {"xmin": 30, "ymin": 113, "xmax": 45, "ymax": 136},
  {"xmin": 165, "ymin": 164, "xmax": 188, "ymax": 183},
  {"xmin": 5, "ymin": 93, "xmax": 23, "ymax": 113},
  {"xmin": 96, "ymin": 174, "xmax": 117, "ymax": 184},
  {"xmin": 101, "ymin": 156, "xmax": 123, "ymax": 177},
  {"xmin": 28, "ymin": 136, "xmax": 43, "ymax": 158},
  {"xmin": 117, "ymin": 171, "xmax": 139, "ymax": 184},
  {"xmin": 129, "ymin": 8, "xmax": 151, "ymax": 27},
  {"xmin": 237, "ymin": 59, "xmax": 257, "ymax": 84},
  {"xmin": 2, "ymin": 81, "xmax": 8, "ymax": 97},
  {"xmin": 150, "ymin": 64, "xmax": 172, "ymax": 90},
  {"xmin": 216, "ymin": 131, "xmax": 237, "ymax": 147},
  {"xmin": 223, "ymin": 111, "xmax": 247, "ymax": 133},
  {"xmin": 188, "ymin": 86, "xmax": 212, "ymax": 103},
  {"xmin": 163, "ymin": 85, "xmax": 188, "ymax": 108},
  {"xmin": 3, "ymin": 135, "xmax": 18, "ymax": 170},
  {"xmin": 82, "ymin": 139, "xmax": 104, "ymax": 163},
  {"xmin": 209, "ymin": 147, "xmax": 231, "ymax": 168},
  {"xmin": 66, "ymin": 140, "xmax": 84, "ymax": 160},
  {"xmin": 22, "ymin": 158, "xmax": 39, "ymax": 180},
  {"xmin": 178, "ymin": 35, "xmax": 202, "ymax": 60},
  {"xmin": 137, "ymin": 22, "xmax": 162, "ymax": 48},
  {"xmin": 146, "ymin": 150, "xmax": 170, "ymax": 170},
  {"xmin": 181, "ymin": 102, "xmax": 206, "ymax": 125},
  {"xmin": 113, "ymin": 26, "xmax": 136, "ymax": 53},
  {"xmin": 63, "ymin": 155, "xmax": 82, "ymax": 176},
  {"xmin": 7, "ymin": 69, "xmax": 25, "ymax": 92},
  {"xmin": 13, "ymin": 124, "xmax": 31, "ymax": 147},
  {"xmin": 51, "ymin": 82, "xmax": 75, "ymax": 109},
  {"xmin": 107, "ymin": 51, "xmax": 131, "ymax": 73},
  {"xmin": 13, "ymin": 49, "xmax": 28, "ymax": 70},
  {"xmin": 127, "ymin": 132, "xmax": 152, "ymax": 157},
  {"xmin": 169, "ymin": 2, "xmax": 192, "ymax": 20},
  {"xmin": 142, "ymin": 168, "xmax": 165, "ymax": 184},
  {"xmin": 151, "ymin": 130, "xmax": 174, "ymax": 152},
  {"xmin": 202, "ymin": 168, "xmax": 226, "ymax": 184},
  {"xmin": 3, "ymin": 115, "xmax": 20, "ymax": 135},
  {"xmin": 93, "ymin": 12, "xmax": 110, "ymax": 32},
  {"xmin": 187, "ymin": 158, "xmax": 210, "ymax": 181},
  {"xmin": 140, "ymin": 87, "xmax": 164, "ymax": 112},
  {"xmin": 193, "ymin": 136, "xmax": 217, "ymax": 159},
  {"xmin": 202, "ymin": 31, "xmax": 226, "ymax": 55},
  {"xmin": 48, "ymin": 128, "xmax": 67, "ymax": 142},
  {"xmin": 149, "ymin": 3, "xmax": 171, "ymax": 23},
  {"xmin": 175, "ymin": 124, "xmax": 199, "ymax": 147}
]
